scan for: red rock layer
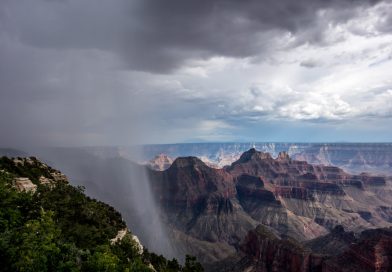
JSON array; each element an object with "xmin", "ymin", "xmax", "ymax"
[{"xmin": 221, "ymin": 226, "xmax": 392, "ymax": 272}]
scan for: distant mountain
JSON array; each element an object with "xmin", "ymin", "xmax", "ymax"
[
  {"xmin": 146, "ymin": 154, "xmax": 174, "ymax": 171},
  {"xmin": 80, "ymin": 143, "xmax": 392, "ymax": 175},
  {"xmin": 291, "ymin": 143, "xmax": 392, "ymax": 175}
]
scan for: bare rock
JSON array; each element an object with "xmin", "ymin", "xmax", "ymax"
[
  {"xmin": 14, "ymin": 177, "xmax": 37, "ymax": 193},
  {"xmin": 147, "ymin": 154, "xmax": 174, "ymax": 171},
  {"xmin": 110, "ymin": 228, "xmax": 144, "ymax": 255}
]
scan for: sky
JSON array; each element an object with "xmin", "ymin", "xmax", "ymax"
[{"xmin": 1, "ymin": 0, "xmax": 392, "ymax": 146}]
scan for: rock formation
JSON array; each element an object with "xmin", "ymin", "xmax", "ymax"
[
  {"xmin": 291, "ymin": 143, "xmax": 392, "ymax": 175},
  {"xmin": 6, "ymin": 156, "xmax": 69, "ymax": 192},
  {"xmin": 146, "ymin": 148, "xmax": 392, "ymax": 264},
  {"xmin": 147, "ymin": 154, "xmax": 174, "ymax": 171},
  {"xmin": 139, "ymin": 142, "xmax": 392, "ymax": 174},
  {"xmin": 25, "ymin": 146, "xmax": 392, "ymax": 268},
  {"xmin": 213, "ymin": 225, "xmax": 392, "ymax": 272},
  {"xmin": 14, "ymin": 177, "xmax": 37, "ymax": 192}
]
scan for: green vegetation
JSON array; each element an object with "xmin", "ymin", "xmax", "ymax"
[
  {"xmin": 0, "ymin": 156, "xmax": 53, "ymax": 183},
  {"xmin": 0, "ymin": 157, "xmax": 203, "ymax": 271}
]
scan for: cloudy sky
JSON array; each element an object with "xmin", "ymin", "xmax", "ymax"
[{"xmin": 1, "ymin": 0, "xmax": 392, "ymax": 146}]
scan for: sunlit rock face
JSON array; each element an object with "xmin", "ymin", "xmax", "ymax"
[
  {"xmin": 9, "ymin": 157, "xmax": 69, "ymax": 193},
  {"xmin": 14, "ymin": 177, "xmax": 37, "ymax": 192},
  {"xmin": 146, "ymin": 154, "xmax": 174, "ymax": 171}
]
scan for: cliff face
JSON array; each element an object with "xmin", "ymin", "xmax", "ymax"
[
  {"xmin": 291, "ymin": 143, "xmax": 392, "ymax": 175},
  {"xmin": 227, "ymin": 148, "xmax": 385, "ymax": 197},
  {"xmin": 214, "ymin": 225, "xmax": 392, "ymax": 272},
  {"xmin": 151, "ymin": 157, "xmax": 237, "ymax": 213},
  {"xmin": 238, "ymin": 225, "xmax": 318, "ymax": 272},
  {"xmin": 137, "ymin": 143, "xmax": 392, "ymax": 174},
  {"xmin": 0, "ymin": 156, "xmax": 69, "ymax": 193},
  {"xmin": 23, "ymin": 147, "xmax": 391, "ymax": 268},
  {"xmin": 145, "ymin": 148, "xmax": 392, "ymax": 264},
  {"xmin": 149, "ymin": 157, "xmax": 257, "ymax": 263},
  {"xmin": 322, "ymin": 228, "xmax": 392, "ymax": 272}
]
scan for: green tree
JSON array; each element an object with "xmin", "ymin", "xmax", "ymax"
[
  {"xmin": 83, "ymin": 245, "xmax": 120, "ymax": 272},
  {"xmin": 0, "ymin": 159, "xmax": 204, "ymax": 272},
  {"xmin": 111, "ymin": 233, "xmax": 141, "ymax": 263},
  {"xmin": 14, "ymin": 209, "xmax": 61, "ymax": 272}
]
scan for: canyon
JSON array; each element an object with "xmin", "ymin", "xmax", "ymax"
[
  {"xmin": 76, "ymin": 143, "xmax": 392, "ymax": 174},
  {"xmin": 146, "ymin": 148, "xmax": 392, "ymax": 266},
  {"xmin": 2, "ymin": 145, "xmax": 392, "ymax": 271},
  {"xmin": 211, "ymin": 225, "xmax": 392, "ymax": 272},
  {"xmin": 141, "ymin": 143, "xmax": 392, "ymax": 174}
]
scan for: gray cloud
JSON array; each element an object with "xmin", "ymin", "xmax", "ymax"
[
  {"xmin": 1, "ymin": 0, "xmax": 392, "ymax": 147},
  {"xmin": 0, "ymin": 0, "xmax": 383, "ymax": 73},
  {"xmin": 300, "ymin": 59, "xmax": 323, "ymax": 68}
]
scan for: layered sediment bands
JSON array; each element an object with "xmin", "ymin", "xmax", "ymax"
[
  {"xmin": 150, "ymin": 157, "xmax": 237, "ymax": 211},
  {"xmin": 214, "ymin": 226, "xmax": 392, "ymax": 272},
  {"xmin": 359, "ymin": 173, "xmax": 386, "ymax": 186},
  {"xmin": 227, "ymin": 149, "xmax": 390, "ymax": 231},
  {"xmin": 31, "ymin": 146, "xmax": 392, "ymax": 267},
  {"xmin": 227, "ymin": 149, "xmax": 385, "ymax": 193},
  {"xmin": 213, "ymin": 225, "xmax": 324, "ymax": 272},
  {"xmin": 149, "ymin": 156, "xmax": 258, "ymax": 263},
  {"xmin": 304, "ymin": 225, "xmax": 356, "ymax": 256},
  {"xmin": 323, "ymin": 228, "xmax": 392, "ymax": 272},
  {"xmin": 235, "ymin": 174, "xmax": 277, "ymax": 203},
  {"xmin": 292, "ymin": 143, "xmax": 392, "ymax": 175},
  {"xmin": 146, "ymin": 148, "xmax": 391, "ymax": 264},
  {"xmin": 240, "ymin": 226, "xmax": 317, "ymax": 272}
]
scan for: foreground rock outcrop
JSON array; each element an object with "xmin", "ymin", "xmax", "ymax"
[
  {"xmin": 14, "ymin": 177, "xmax": 37, "ymax": 192},
  {"xmin": 6, "ymin": 157, "xmax": 69, "ymax": 193}
]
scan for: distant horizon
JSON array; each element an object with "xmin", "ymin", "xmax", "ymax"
[{"xmin": 4, "ymin": 141, "xmax": 392, "ymax": 150}]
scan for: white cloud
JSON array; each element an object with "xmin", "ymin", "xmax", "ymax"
[{"xmin": 155, "ymin": 1, "xmax": 392, "ymax": 125}]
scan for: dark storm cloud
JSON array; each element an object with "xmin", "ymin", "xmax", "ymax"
[
  {"xmin": 376, "ymin": 6, "xmax": 392, "ymax": 33},
  {"xmin": 0, "ymin": 0, "xmax": 383, "ymax": 73},
  {"xmin": 1, "ymin": 0, "xmax": 392, "ymax": 147}
]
